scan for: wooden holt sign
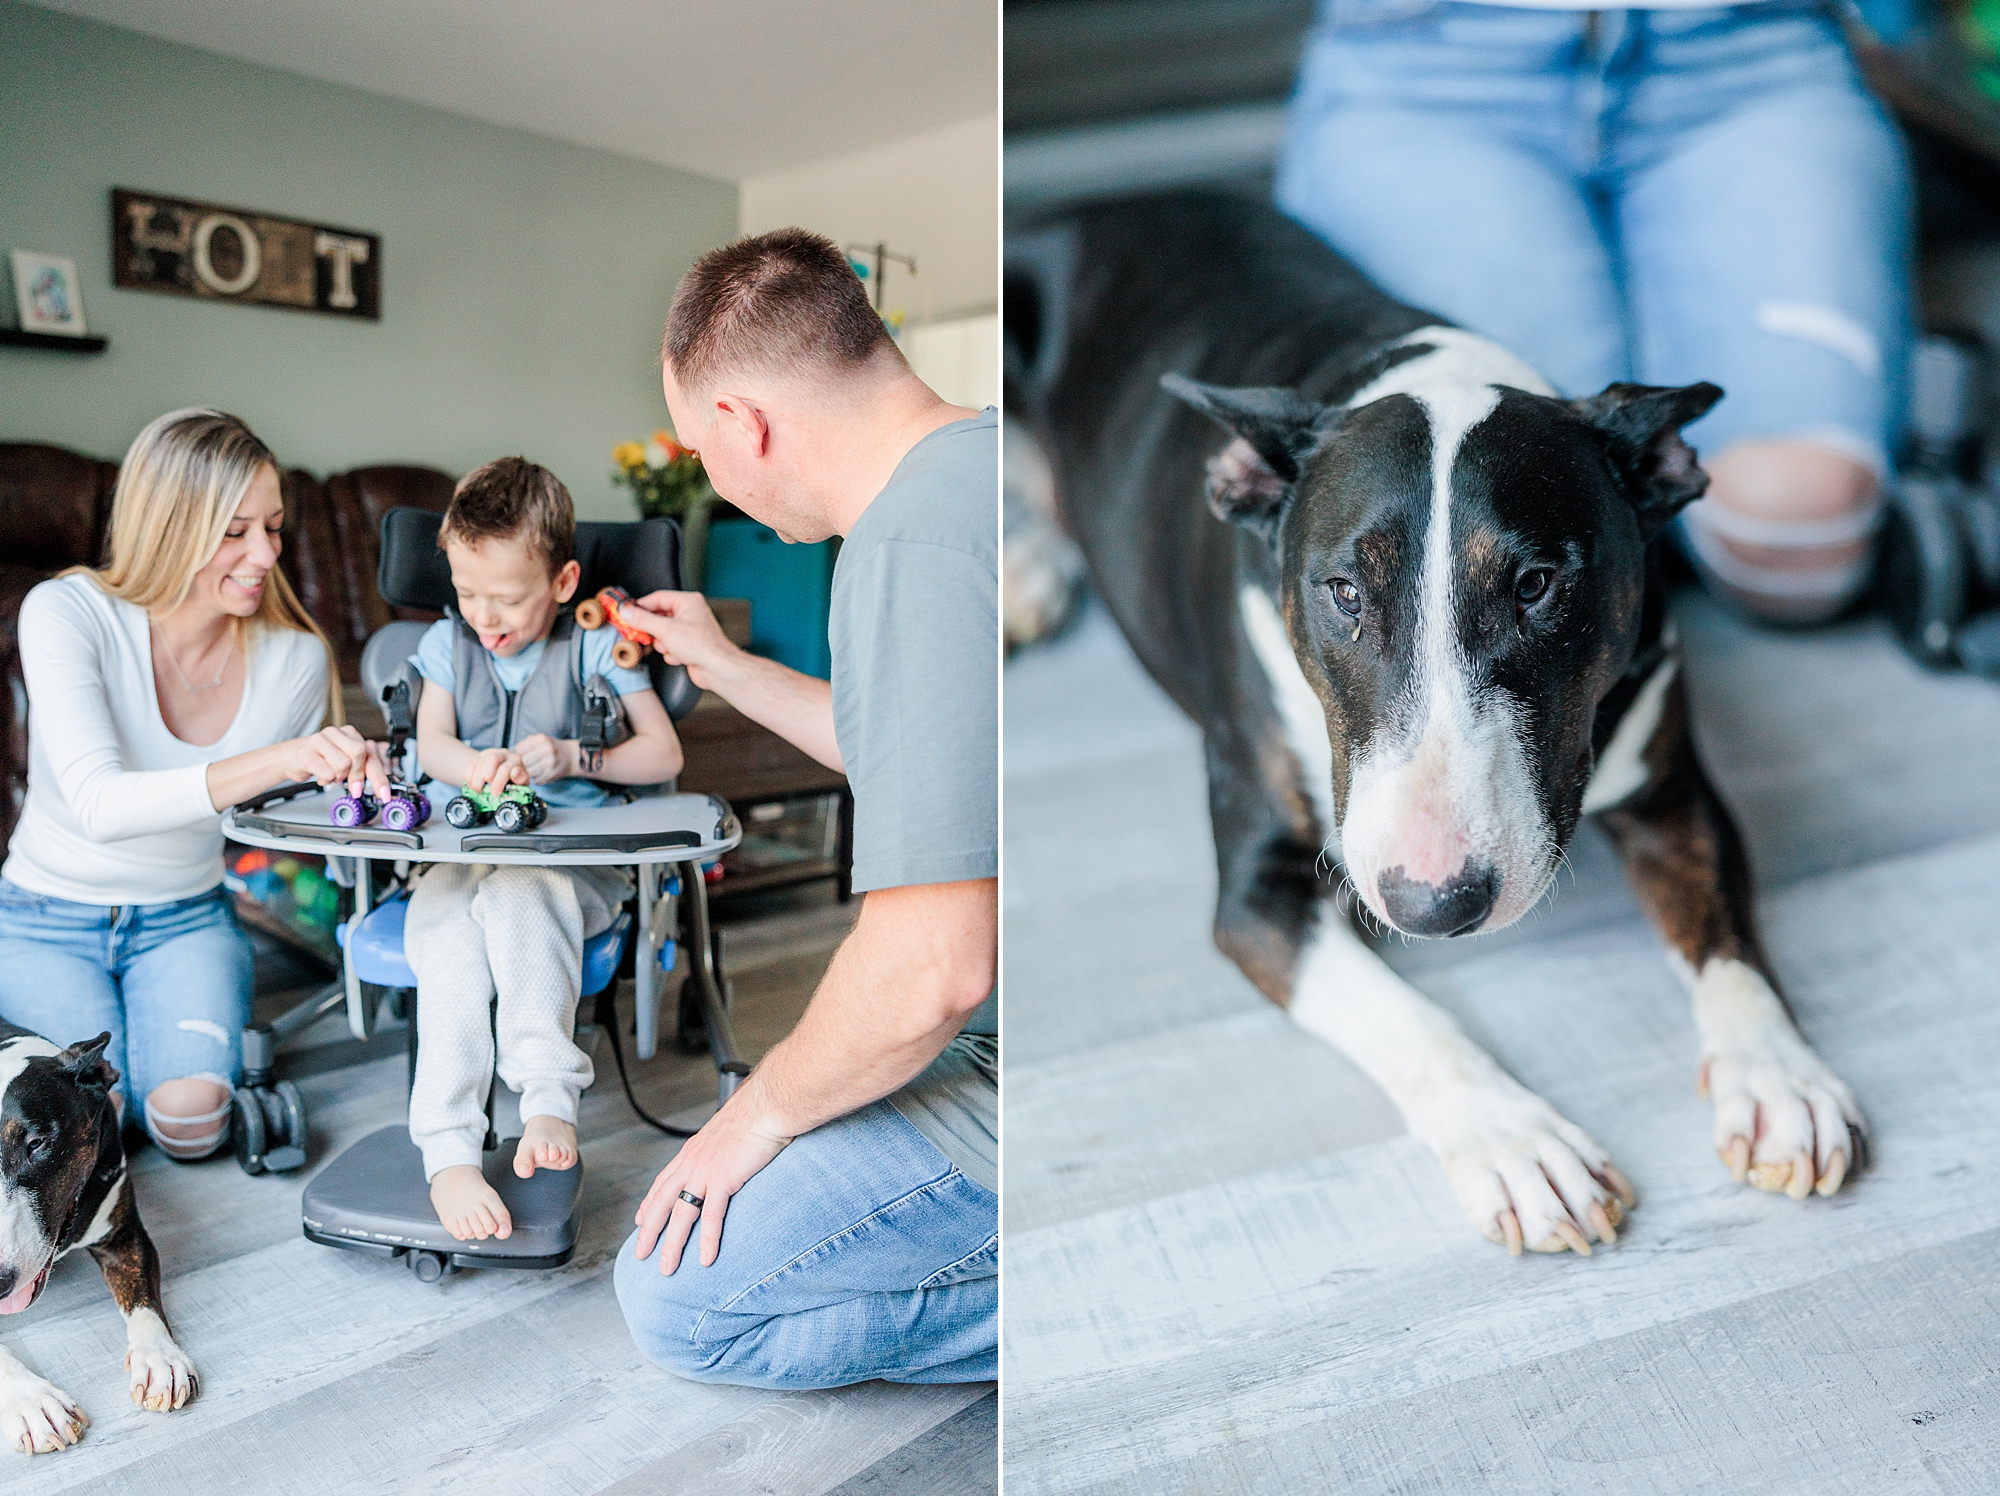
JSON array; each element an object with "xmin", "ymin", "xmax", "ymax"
[{"xmin": 112, "ymin": 189, "xmax": 380, "ymax": 320}]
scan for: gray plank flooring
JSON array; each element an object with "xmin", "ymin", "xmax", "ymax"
[
  {"xmin": 1003, "ymin": 593, "xmax": 2000, "ymax": 1496},
  {"xmin": 2, "ymin": 895, "xmax": 994, "ymax": 1494}
]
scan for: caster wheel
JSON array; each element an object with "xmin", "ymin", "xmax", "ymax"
[
  {"xmin": 262, "ymin": 1080, "xmax": 309, "ymax": 1173},
  {"xmin": 409, "ymin": 1249, "xmax": 451, "ymax": 1283},
  {"xmin": 445, "ymin": 795, "xmax": 479, "ymax": 830},
  {"xmin": 1881, "ymin": 478, "xmax": 1968, "ymax": 667},
  {"xmin": 611, "ymin": 638, "xmax": 645, "ymax": 670},
  {"xmin": 381, "ymin": 796, "xmax": 418, "ymax": 832},
  {"xmin": 574, "ymin": 597, "xmax": 605, "ymax": 630},
  {"xmin": 232, "ymin": 1087, "xmax": 267, "ymax": 1175},
  {"xmin": 329, "ymin": 795, "xmax": 368, "ymax": 829},
  {"xmin": 493, "ymin": 801, "xmax": 527, "ymax": 834}
]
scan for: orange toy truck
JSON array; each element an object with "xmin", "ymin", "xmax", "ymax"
[{"xmin": 573, "ymin": 586, "xmax": 652, "ymax": 670}]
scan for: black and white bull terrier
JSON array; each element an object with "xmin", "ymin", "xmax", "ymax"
[
  {"xmin": 1005, "ymin": 191, "xmax": 1867, "ymax": 1255},
  {"xmin": 0, "ymin": 1024, "xmax": 197, "ymax": 1453}
]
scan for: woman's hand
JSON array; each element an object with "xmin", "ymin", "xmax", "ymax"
[
  {"xmin": 513, "ymin": 733, "xmax": 576, "ymax": 785},
  {"xmin": 464, "ymin": 747, "xmax": 529, "ymax": 798},
  {"xmin": 279, "ymin": 726, "xmax": 390, "ymax": 795}
]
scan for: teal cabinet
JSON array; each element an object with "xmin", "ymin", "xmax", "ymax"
[{"xmin": 702, "ymin": 517, "xmax": 837, "ymax": 679}]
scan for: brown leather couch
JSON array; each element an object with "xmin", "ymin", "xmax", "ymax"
[{"xmin": 0, "ymin": 442, "xmax": 455, "ymax": 856}]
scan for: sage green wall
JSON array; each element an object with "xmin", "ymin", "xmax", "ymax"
[{"xmin": 0, "ymin": 0, "xmax": 738, "ymax": 518}]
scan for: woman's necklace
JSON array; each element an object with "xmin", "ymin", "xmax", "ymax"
[{"xmin": 152, "ymin": 619, "xmax": 235, "ymax": 695}]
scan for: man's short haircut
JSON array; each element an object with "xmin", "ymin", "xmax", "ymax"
[
  {"xmin": 663, "ymin": 228, "xmax": 901, "ymax": 392},
  {"xmin": 440, "ymin": 456, "xmax": 576, "ymax": 576}
]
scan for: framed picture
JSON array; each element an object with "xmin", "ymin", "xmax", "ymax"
[{"xmin": 10, "ymin": 251, "xmax": 88, "ymax": 337}]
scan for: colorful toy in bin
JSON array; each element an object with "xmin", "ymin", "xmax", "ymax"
[
  {"xmin": 329, "ymin": 781, "xmax": 432, "ymax": 832},
  {"xmin": 443, "ymin": 781, "xmax": 548, "ymax": 834},
  {"xmin": 573, "ymin": 586, "xmax": 653, "ymax": 670}
]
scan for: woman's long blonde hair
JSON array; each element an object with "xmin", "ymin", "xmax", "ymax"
[{"xmin": 64, "ymin": 407, "xmax": 343, "ymax": 725}]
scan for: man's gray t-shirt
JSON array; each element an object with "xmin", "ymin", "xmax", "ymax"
[{"xmin": 828, "ymin": 408, "xmax": 998, "ymax": 1193}]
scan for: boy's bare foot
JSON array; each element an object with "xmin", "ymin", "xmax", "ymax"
[
  {"xmin": 516, "ymin": 1114, "xmax": 579, "ymax": 1178},
  {"xmin": 430, "ymin": 1165, "xmax": 511, "ymax": 1240}
]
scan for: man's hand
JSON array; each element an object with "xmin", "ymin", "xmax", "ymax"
[
  {"xmin": 620, "ymin": 591, "xmax": 738, "ymax": 692},
  {"xmin": 464, "ymin": 747, "xmax": 528, "ymax": 798},
  {"xmin": 284, "ymin": 726, "xmax": 391, "ymax": 796},
  {"xmin": 513, "ymin": 733, "xmax": 575, "ymax": 785},
  {"xmin": 633, "ymin": 1097, "xmax": 793, "ymax": 1274}
]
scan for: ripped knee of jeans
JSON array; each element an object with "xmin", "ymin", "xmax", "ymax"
[
  {"xmin": 144, "ymin": 1076, "xmax": 233, "ymax": 1160},
  {"xmin": 1683, "ymin": 438, "xmax": 1884, "ymax": 624}
]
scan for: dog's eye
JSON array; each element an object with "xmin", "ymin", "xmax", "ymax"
[
  {"xmin": 1515, "ymin": 568, "xmax": 1554, "ymax": 607},
  {"xmin": 22, "ymin": 1132, "xmax": 49, "ymax": 1160},
  {"xmin": 1329, "ymin": 578, "xmax": 1362, "ymax": 617}
]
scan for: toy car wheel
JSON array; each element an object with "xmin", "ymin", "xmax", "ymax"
[
  {"xmin": 329, "ymin": 795, "xmax": 366, "ymax": 829},
  {"xmin": 232, "ymin": 1087, "xmax": 268, "ymax": 1175},
  {"xmin": 574, "ymin": 597, "xmax": 605, "ymax": 629},
  {"xmin": 494, "ymin": 800, "xmax": 527, "ymax": 834},
  {"xmin": 381, "ymin": 797, "xmax": 416, "ymax": 832},
  {"xmin": 528, "ymin": 800, "xmax": 548, "ymax": 829},
  {"xmin": 413, "ymin": 792, "xmax": 433, "ymax": 827},
  {"xmin": 611, "ymin": 638, "xmax": 646, "ymax": 670},
  {"xmin": 445, "ymin": 795, "xmax": 479, "ymax": 829}
]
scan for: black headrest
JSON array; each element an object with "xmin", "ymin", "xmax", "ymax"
[
  {"xmin": 376, "ymin": 506, "xmax": 699, "ymax": 720},
  {"xmin": 376, "ymin": 507, "xmax": 684, "ymax": 610}
]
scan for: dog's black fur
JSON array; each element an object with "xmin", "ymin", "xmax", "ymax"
[
  {"xmin": 0, "ymin": 1022, "xmax": 196, "ymax": 1453},
  {"xmin": 1007, "ymin": 191, "xmax": 1866, "ymax": 1251}
]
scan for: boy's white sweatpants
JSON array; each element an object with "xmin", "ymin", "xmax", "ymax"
[{"xmin": 405, "ymin": 861, "xmax": 631, "ymax": 1179}]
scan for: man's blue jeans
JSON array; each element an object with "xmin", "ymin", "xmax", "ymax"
[{"xmin": 615, "ymin": 1099, "xmax": 998, "ymax": 1390}]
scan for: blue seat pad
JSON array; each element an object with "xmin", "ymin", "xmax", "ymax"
[{"xmin": 341, "ymin": 896, "xmax": 631, "ymax": 995}]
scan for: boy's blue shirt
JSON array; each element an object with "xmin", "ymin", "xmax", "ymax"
[{"xmin": 411, "ymin": 618, "xmax": 652, "ymax": 807}]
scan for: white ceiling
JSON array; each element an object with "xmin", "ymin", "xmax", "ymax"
[{"xmin": 26, "ymin": 0, "xmax": 998, "ymax": 182}]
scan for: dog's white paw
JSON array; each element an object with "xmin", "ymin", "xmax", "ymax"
[
  {"xmin": 1420, "ymin": 1082, "xmax": 1636, "ymax": 1256},
  {"xmin": 1700, "ymin": 1035, "xmax": 1866, "ymax": 1200},
  {"xmin": 0, "ymin": 1376, "xmax": 88, "ymax": 1454},
  {"xmin": 125, "ymin": 1309, "xmax": 198, "ymax": 1412}
]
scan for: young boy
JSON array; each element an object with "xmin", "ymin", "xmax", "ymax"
[{"xmin": 406, "ymin": 457, "xmax": 683, "ymax": 1241}]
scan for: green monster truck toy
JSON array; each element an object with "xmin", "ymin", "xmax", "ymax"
[{"xmin": 443, "ymin": 781, "xmax": 548, "ymax": 834}]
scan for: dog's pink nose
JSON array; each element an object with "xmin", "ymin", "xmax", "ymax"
[{"xmin": 1378, "ymin": 861, "xmax": 1499, "ymax": 937}]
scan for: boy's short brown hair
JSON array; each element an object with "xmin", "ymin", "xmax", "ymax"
[
  {"xmin": 663, "ymin": 227, "xmax": 901, "ymax": 394},
  {"xmin": 440, "ymin": 456, "xmax": 575, "ymax": 576}
]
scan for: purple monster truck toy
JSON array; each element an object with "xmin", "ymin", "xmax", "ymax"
[{"xmin": 329, "ymin": 781, "xmax": 431, "ymax": 832}]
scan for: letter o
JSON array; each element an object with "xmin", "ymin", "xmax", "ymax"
[{"xmin": 191, "ymin": 213, "xmax": 261, "ymax": 295}]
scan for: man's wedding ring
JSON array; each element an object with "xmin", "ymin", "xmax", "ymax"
[{"xmin": 678, "ymin": 1189, "xmax": 705, "ymax": 1209}]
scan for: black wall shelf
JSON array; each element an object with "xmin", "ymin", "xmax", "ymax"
[{"xmin": 0, "ymin": 329, "xmax": 108, "ymax": 353}]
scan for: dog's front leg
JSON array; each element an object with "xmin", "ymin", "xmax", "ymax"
[
  {"xmin": 1289, "ymin": 903, "xmax": 1635, "ymax": 1254},
  {"xmin": 85, "ymin": 1180, "xmax": 197, "ymax": 1412},
  {"xmin": 1597, "ymin": 670, "xmax": 1865, "ymax": 1198},
  {"xmin": 0, "ymin": 1343, "xmax": 88, "ymax": 1455}
]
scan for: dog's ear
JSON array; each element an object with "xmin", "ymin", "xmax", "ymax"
[
  {"xmin": 1572, "ymin": 381, "xmax": 1725, "ymax": 541},
  {"xmin": 59, "ymin": 1033, "xmax": 119, "ymax": 1095},
  {"xmin": 1162, "ymin": 374, "xmax": 1331, "ymax": 540}
]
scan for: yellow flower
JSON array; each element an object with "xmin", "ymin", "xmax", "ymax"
[{"xmin": 612, "ymin": 441, "xmax": 645, "ymax": 468}]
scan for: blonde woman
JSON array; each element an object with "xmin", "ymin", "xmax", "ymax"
[{"xmin": 0, "ymin": 409, "xmax": 386, "ymax": 1161}]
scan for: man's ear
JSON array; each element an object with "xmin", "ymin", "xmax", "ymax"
[
  {"xmin": 713, "ymin": 394, "xmax": 770, "ymax": 458},
  {"xmin": 60, "ymin": 1032, "xmax": 118, "ymax": 1096},
  {"xmin": 1571, "ymin": 381, "xmax": 1725, "ymax": 541},
  {"xmin": 1162, "ymin": 374, "xmax": 1332, "ymax": 541}
]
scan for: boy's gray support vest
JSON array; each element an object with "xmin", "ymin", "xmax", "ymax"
[{"xmin": 436, "ymin": 608, "xmax": 629, "ymax": 754}]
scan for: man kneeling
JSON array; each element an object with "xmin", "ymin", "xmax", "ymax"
[{"xmin": 611, "ymin": 229, "xmax": 998, "ymax": 1388}]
